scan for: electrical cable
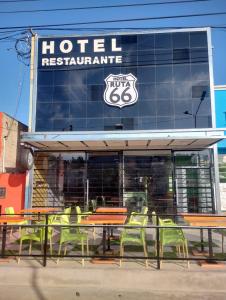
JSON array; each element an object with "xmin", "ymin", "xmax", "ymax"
[
  {"xmin": 0, "ymin": 11, "xmax": 226, "ymax": 31},
  {"xmin": 5, "ymin": 66, "xmax": 27, "ymax": 138},
  {"xmin": 0, "ymin": 0, "xmax": 211, "ymax": 14}
]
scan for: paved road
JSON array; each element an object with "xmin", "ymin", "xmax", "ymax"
[{"xmin": 0, "ymin": 263, "xmax": 226, "ymax": 300}]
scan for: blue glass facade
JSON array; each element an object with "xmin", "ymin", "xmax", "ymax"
[{"xmin": 35, "ymin": 30, "xmax": 212, "ymax": 132}]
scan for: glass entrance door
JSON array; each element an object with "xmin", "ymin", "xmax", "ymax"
[
  {"xmin": 123, "ymin": 151, "xmax": 173, "ymax": 213},
  {"xmin": 87, "ymin": 152, "xmax": 120, "ymax": 207}
]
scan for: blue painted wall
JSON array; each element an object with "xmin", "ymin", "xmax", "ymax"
[{"xmin": 215, "ymin": 88, "xmax": 226, "ymax": 152}]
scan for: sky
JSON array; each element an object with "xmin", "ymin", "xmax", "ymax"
[{"xmin": 0, "ymin": 0, "xmax": 226, "ymax": 125}]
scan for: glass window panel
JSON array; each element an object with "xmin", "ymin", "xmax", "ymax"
[
  {"xmin": 157, "ymin": 100, "xmax": 174, "ymax": 116},
  {"xmin": 87, "ymin": 118, "xmax": 104, "ymax": 130},
  {"xmin": 155, "ymin": 49, "xmax": 173, "ymax": 66},
  {"xmin": 173, "ymin": 83, "xmax": 192, "ymax": 98},
  {"xmin": 172, "ymin": 32, "xmax": 189, "ymax": 48},
  {"xmin": 103, "ymin": 103, "xmax": 120, "ymax": 118},
  {"xmin": 156, "ymin": 66, "xmax": 173, "ymax": 82},
  {"xmin": 174, "ymin": 115, "xmax": 194, "ymax": 129},
  {"xmin": 121, "ymin": 66, "xmax": 137, "ymax": 77},
  {"xmin": 52, "ymin": 103, "xmax": 69, "ymax": 118},
  {"xmin": 173, "ymin": 49, "xmax": 190, "ymax": 63},
  {"xmin": 157, "ymin": 116, "xmax": 174, "ymax": 129},
  {"xmin": 120, "ymin": 105, "xmax": 139, "ymax": 118},
  {"xmin": 121, "ymin": 118, "xmax": 137, "ymax": 130},
  {"xmin": 37, "ymin": 86, "xmax": 53, "ymax": 102},
  {"xmin": 70, "ymin": 102, "xmax": 87, "ymax": 118},
  {"xmin": 53, "ymin": 86, "xmax": 71, "ymax": 103},
  {"xmin": 54, "ymin": 70, "xmax": 71, "ymax": 85},
  {"xmin": 156, "ymin": 83, "xmax": 173, "ymax": 99},
  {"xmin": 192, "ymin": 85, "xmax": 209, "ymax": 98},
  {"xmin": 155, "ymin": 33, "xmax": 172, "ymax": 49},
  {"xmin": 138, "ymin": 50, "xmax": 155, "ymax": 65},
  {"xmin": 139, "ymin": 100, "xmax": 156, "ymax": 117},
  {"xmin": 138, "ymin": 34, "xmax": 154, "ymax": 50},
  {"xmin": 140, "ymin": 117, "xmax": 157, "ymax": 129},
  {"xmin": 87, "ymin": 102, "xmax": 103, "ymax": 118},
  {"xmin": 70, "ymin": 70, "xmax": 87, "ymax": 85},
  {"xmin": 70, "ymin": 118, "xmax": 87, "ymax": 131},
  {"xmin": 52, "ymin": 118, "xmax": 72, "ymax": 131},
  {"xmin": 87, "ymin": 85, "xmax": 104, "ymax": 102},
  {"xmin": 36, "ymin": 118, "xmax": 53, "ymax": 131},
  {"xmin": 121, "ymin": 35, "xmax": 137, "ymax": 51},
  {"xmin": 192, "ymin": 98, "xmax": 211, "ymax": 115},
  {"xmin": 123, "ymin": 52, "xmax": 137, "ymax": 65},
  {"xmin": 137, "ymin": 66, "xmax": 155, "ymax": 83},
  {"xmin": 195, "ymin": 116, "xmax": 212, "ymax": 128},
  {"xmin": 38, "ymin": 71, "xmax": 54, "ymax": 86},
  {"xmin": 104, "ymin": 66, "xmax": 121, "ymax": 77},
  {"xmin": 103, "ymin": 118, "xmax": 122, "ymax": 130},
  {"xmin": 174, "ymin": 100, "xmax": 192, "ymax": 115},
  {"xmin": 191, "ymin": 63, "xmax": 209, "ymax": 81},
  {"xmin": 190, "ymin": 31, "xmax": 208, "ymax": 48},
  {"xmin": 36, "ymin": 102, "xmax": 53, "ymax": 118},
  {"xmin": 173, "ymin": 64, "xmax": 191, "ymax": 81},
  {"xmin": 138, "ymin": 83, "xmax": 156, "ymax": 101},
  {"xmin": 190, "ymin": 48, "xmax": 208, "ymax": 63},
  {"xmin": 87, "ymin": 68, "xmax": 104, "ymax": 84}
]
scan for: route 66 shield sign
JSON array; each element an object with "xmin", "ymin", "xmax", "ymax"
[{"xmin": 104, "ymin": 73, "xmax": 138, "ymax": 108}]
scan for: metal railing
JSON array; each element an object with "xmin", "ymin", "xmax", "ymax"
[{"xmin": 1, "ymin": 212, "xmax": 226, "ymax": 269}]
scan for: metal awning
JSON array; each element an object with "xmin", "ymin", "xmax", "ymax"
[{"xmin": 21, "ymin": 129, "xmax": 225, "ymax": 151}]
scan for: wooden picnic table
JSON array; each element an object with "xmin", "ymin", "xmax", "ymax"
[
  {"xmin": 95, "ymin": 207, "xmax": 127, "ymax": 214},
  {"xmin": 81, "ymin": 214, "xmax": 127, "ymax": 254},
  {"xmin": 183, "ymin": 214, "xmax": 226, "ymax": 266},
  {"xmin": 20, "ymin": 207, "xmax": 60, "ymax": 221}
]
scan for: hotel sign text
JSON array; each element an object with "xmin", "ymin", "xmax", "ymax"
[{"xmin": 39, "ymin": 37, "xmax": 123, "ymax": 67}]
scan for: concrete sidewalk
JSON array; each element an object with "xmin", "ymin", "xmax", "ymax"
[{"xmin": 0, "ymin": 259, "xmax": 226, "ymax": 300}]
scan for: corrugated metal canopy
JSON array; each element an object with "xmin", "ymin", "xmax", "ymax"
[{"xmin": 21, "ymin": 129, "xmax": 225, "ymax": 151}]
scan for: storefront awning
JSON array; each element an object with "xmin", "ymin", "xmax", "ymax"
[{"xmin": 21, "ymin": 129, "xmax": 225, "ymax": 151}]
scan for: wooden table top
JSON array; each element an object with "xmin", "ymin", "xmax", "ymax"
[
  {"xmin": 20, "ymin": 207, "xmax": 59, "ymax": 214},
  {"xmin": 81, "ymin": 214, "xmax": 127, "ymax": 225},
  {"xmin": 184, "ymin": 215, "xmax": 226, "ymax": 227},
  {"xmin": 95, "ymin": 207, "xmax": 127, "ymax": 214},
  {"xmin": 0, "ymin": 217, "xmax": 32, "ymax": 223}
]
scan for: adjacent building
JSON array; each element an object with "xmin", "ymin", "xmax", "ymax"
[
  {"xmin": 215, "ymin": 85, "xmax": 226, "ymax": 210},
  {"xmin": 21, "ymin": 28, "xmax": 225, "ymax": 213},
  {"xmin": 0, "ymin": 112, "xmax": 28, "ymax": 213}
]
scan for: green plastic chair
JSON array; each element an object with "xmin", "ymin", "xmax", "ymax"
[
  {"xmin": 49, "ymin": 207, "xmax": 71, "ymax": 226},
  {"xmin": 17, "ymin": 226, "xmax": 43, "ymax": 263},
  {"xmin": 57, "ymin": 225, "xmax": 89, "ymax": 266},
  {"xmin": 159, "ymin": 218, "xmax": 189, "ymax": 268},
  {"xmin": 5, "ymin": 207, "xmax": 28, "ymax": 238},
  {"xmin": 18, "ymin": 215, "xmax": 56, "ymax": 263},
  {"xmin": 128, "ymin": 206, "xmax": 148, "ymax": 226},
  {"xmin": 75, "ymin": 206, "xmax": 92, "ymax": 223},
  {"xmin": 75, "ymin": 206, "xmax": 95, "ymax": 239},
  {"xmin": 120, "ymin": 215, "xmax": 148, "ymax": 268}
]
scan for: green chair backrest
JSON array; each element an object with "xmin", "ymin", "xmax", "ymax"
[
  {"xmin": 61, "ymin": 207, "xmax": 71, "ymax": 224},
  {"xmin": 141, "ymin": 206, "xmax": 148, "ymax": 215},
  {"xmin": 76, "ymin": 206, "xmax": 82, "ymax": 224},
  {"xmin": 152, "ymin": 211, "xmax": 157, "ymax": 225},
  {"xmin": 5, "ymin": 207, "xmax": 15, "ymax": 216}
]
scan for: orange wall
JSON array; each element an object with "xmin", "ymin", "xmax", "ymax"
[
  {"xmin": 0, "ymin": 173, "xmax": 26, "ymax": 214},
  {"xmin": 0, "ymin": 112, "xmax": 2, "ymax": 167}
]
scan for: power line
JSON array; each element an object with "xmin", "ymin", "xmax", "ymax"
[
  {"xmin": 0, "ymin": 11, "xmax": 226, "ymax": 31},
  {"xmin": 0, "ymin": 0, "xmax": 40, "ymax": 2},
  {"xmin": 5, "ymin": 66, "xmax": 27, "ymax": 138},
  {"xmin": 0, "ymin": 0, "xmax": 211, "ymax": 14}
]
